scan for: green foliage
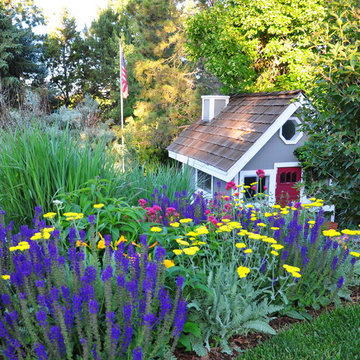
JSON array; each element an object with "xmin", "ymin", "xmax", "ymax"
[
  {"xmin": 43, "ymin": 9, "xmax": 84, "ymax": 107},
  {"xmin": 186, "ymin": 263, "xmax": 282, "ymax": 354},
  {"xmin": 298, "ymin": 0, "xmax": 360, "ymax": 226},
  {"xmin": 185, "ymin": 0, "xmax": 325, "ymax": 93},
  {"xmin": 238, "ymin": 304, "xmax": 360, "ymax": 359},
  {"xmin": 0, "ymin": 125, "xmax": 119, "ymax": 226},
  {"xmin": 0, "ymin": 0, "xmax": 45, "ymax": 103}
]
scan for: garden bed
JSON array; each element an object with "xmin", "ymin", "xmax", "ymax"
[{"xmin": 174, "ymin": 285, "xmax": 360, "ymax": 360}]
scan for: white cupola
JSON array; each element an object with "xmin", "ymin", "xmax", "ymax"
[{"xmin": 201, "ymin": 95, "xmax": 230, "ymax": 122}]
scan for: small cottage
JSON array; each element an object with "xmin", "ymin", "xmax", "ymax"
[{"xmin": 167, "ymin": 90, "xmax": 309, "ymax": 204}]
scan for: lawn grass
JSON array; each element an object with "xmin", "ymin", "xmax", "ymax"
[{"xmin": 238, "ymin": 304, "xmax": 360, "ymax": 360}]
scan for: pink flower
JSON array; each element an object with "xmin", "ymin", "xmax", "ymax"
[
  {"xmin": 251, "ymin": 186, "xmax": 257, "ymax": 191},
  {"xmin": 264, "ymin": 186, "xmax": 268, "ymax": 190},
  {"xmin": 138, "ymin": 199, "xmax": 148, "ymax": 207},
  {"xmin": 225, "ymin": 181, "xmax": 237, "ymax": 191},
  {"xmin": 256, "ymin": 169, "xmax": 265, "ymax": 178}
]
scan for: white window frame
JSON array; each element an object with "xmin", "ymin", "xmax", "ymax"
[
  {"xmin": 201, "ymin": 95, "xmax": 230, "ymax": 122},
  {"xmin": 279, "ymin": 116, "xmax": 303, "ymax": 145},
  {"xmin": 196, "ymin": 169, "xmax": 213, "ymax": 195},
  {"xmin": 238, "ymin": 169, "xmax": 276, "ymax": 203}
]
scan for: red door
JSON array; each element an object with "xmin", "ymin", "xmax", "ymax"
[{"xmin": 275, "ymin": 167, "xmax": 301, "ymax": 206}]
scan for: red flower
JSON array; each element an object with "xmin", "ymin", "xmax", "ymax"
[
  {"xmin": 256, "ymin": 169, "xmax": 265, "ymax": 178},
  {"xmin": 225, "ymin": 181, "xmax": 237, "ymax": 190}
]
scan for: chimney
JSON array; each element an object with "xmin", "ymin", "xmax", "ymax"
[{"xmin": 201, "ymin": 95, "xmax": 230, "ymax": 122}]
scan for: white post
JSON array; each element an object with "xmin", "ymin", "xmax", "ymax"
[{"xmin": 119, "ymin": 40, "xmax": 125, "ymax": 172}]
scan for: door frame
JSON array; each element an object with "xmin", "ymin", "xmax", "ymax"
[{"xmin": 274, "ymin": 162, "xmax": 306, "ymax": 204}]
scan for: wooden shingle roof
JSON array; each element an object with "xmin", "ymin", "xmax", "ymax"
[{"xmin": 168, "ymin": 90, "xmax": 303, "ymax": 172}]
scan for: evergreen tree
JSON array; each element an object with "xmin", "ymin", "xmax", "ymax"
[
  {"xmin": 43, "ymin": 9, "xmax": 84, "ymax": 107},
  {"xmin": 0, "ymin": 0, "xmax": 45, "ymax": 103}
]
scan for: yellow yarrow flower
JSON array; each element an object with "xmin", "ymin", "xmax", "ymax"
[
  {"xmin": 183, "ymin": 247, "xmax": 199, "ymax": 255},
  {"xmin": 270, "ymin": 227, "xmax": 280, "ymax": 230},
  {"xmin": 280, "ymin": 210, "xmax": 289, "ymax": 215},
  {"xmin": 323, "ymin": 229, "xmax": 341, "ymax": 237},
  {"xmin": 222, "ymin": 219, "xmax": 230, "ymax": 223},
  {"xmin": 192, "ymin": 240, "xmax": 206, "ymax": 245},
  {"xmin": 169, "ymin": 222, "xmax": 180, "ymax": 228},
  {"xmin": 179, "ymin": 218, "xmax": 193, "ymax": 224},
  {"xmin": 283, "ymin": 264, "xmax": 301, "ymax": 273},
  {"xmin": 173, "ymin": 249, "xmax": 183, "ymax": 255},
  {"xmin": 342, "ymin": 229, "xmax": 357, "ymax": 235},
  {"xmin": 186, "ymin": 231, "xmax": 198, "ymax": 237},
  {"xmin": 244, "ymin": 249, "xmax": 253, "ymax": 254},
  {"xmin": 271, "ymin": 250, "xmax": 279, "ymax": 256},
  {"xmin": 349, "ymin": 251, "xmax": 360, "ymax": 258},
  {"xmin": 292, "ymin": 272, "xmax": 302, "ymax": 278},
  {"xmin": 262, "ymin": 237, "xmax": 277, "ymax": 244},
  {"xmin": 237, "ymin": 266, "xmax": 250, "ymax": 278},
  {"xmin": 1, "ymin": 275, "xmax": 10, "ymax": 280},
  {"xmin": 271, "ymin": 244, "xmax": 284, "ymax": 250},
  {"xmin": 235, "ymin": 243, "xmax": 246, "ymax": 249},
  {"xmin": 264, "ymin": 212, "xmax": 273, "ymax": 217},
  {"xmin": 176, "ymin": 239, "xmax": 190, "ymax": 246},
  {"xmin": 93, "ymin": 204, "xmax": 105, "ymax": 209},
  {"xmin": 30, "ymin": 232, "xmax": 42, "ymax": 240},
  {"xmin": 43, "ymin": 212, "xmax": 56, "ymax": 219},
  {"xmin": 257, "ymin": 222, "xmax": 267, "ymax": 227},
  {"xmin": 271, "ymin": 205, "xmax": 281, "ymax": 209},
  {"xmin": 150, "ymin": 227, "xmax": 162, "ymax": 233},
  {"xmin": 308, "ymin": 220, "xmax": 315, "ymax": 225},
  {"xmin": 9, "ymin": 246, "xmax": 19, "ymax": 251},
  {"xmin": 97, "ymin": 240, "xmax": 106, "ymax": 249},
  {"xmin": 195, "ymin": 226, "xmax": 209, "ymax": 235}
]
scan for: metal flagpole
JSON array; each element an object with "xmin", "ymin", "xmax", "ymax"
[{"xmin": 119, "ymin": 40, "xmax": 125, "ymax": 172}]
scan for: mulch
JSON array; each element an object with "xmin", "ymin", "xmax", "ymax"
[{"xmin": 174, "ymin": 285, "xmax": 360, "ymax": 360}]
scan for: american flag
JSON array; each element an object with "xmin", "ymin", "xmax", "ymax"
[{"xmin": 121, "ymin": 52, "xmax": 128, "ymax": 99}]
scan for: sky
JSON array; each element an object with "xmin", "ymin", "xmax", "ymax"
[{"xmin": 33, "ymin": 0, "xmax": 109, "ymax": 33}]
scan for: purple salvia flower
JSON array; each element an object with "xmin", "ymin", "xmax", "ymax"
[
  {"xmin": 34, "ymin": 343, "xmax": 48, "ymax": 360},
  {"xmin": 68, "ymin": 227, "xmax": 77, "ymax": 246},
  {"xmin": 331, "ymin": 256, "xmax": 339, "ymax": 271},
  {"xmin": 342, "ymin": 248, "xmax": 350, "ymax": 264},
  {"xmin": 82, "ymin": 266, "xmax": 97, "ymax": 283},
  {"xmin": 143, "ymin": 313, "xmax": 156, "ymax": 328},
  {"xmin": 1, "ymin": 294, "xmax": 11, "ymax": 305},
  {"xmin": 106, "ymin": 311, "xmax": 115, "ymax": 323},
  {"xmin": 89, "ymin": 299, "xmax": 99, "ymax": 314},
  {"xmin": 49, "ymin": 326, "xmax": 66, "ymax": 356},
  {"xmin": 123, "ymin": 303, "xmax": 132, "ymax": 323},
  {"xmin": 101, "ymin": 265, "xmax": 113, "ymax": 282},
  {"xmin": 281, "ymin": 250, "xmax": 289, "ymax": 261},
  {"xmin": 133, "ymin": 347, "xmax": 143, "ymax": 360},
  {"xmin": 68, "ymin": 248, "xmax": 76, "ymax": 269},
  {"xmin": 52, "ymin": 229, "xmax": 60, "ymax": 239},
  {"xmin": 19, "ymin": 292, "xmax": 26, "ymax": 300},
  {"xmin": 126, "ymin": 280, "xmax": 138, "ymax": 298},
  {"xmin": 57, "ymin": 256, "xmax": 65, "ymax": 266},
  {"xmin": 139, "ymin": 234, "xmax": 148, "ymax": 247},
  {"xmin": 88, "ymin": 215, "xmax": 96, "ymax": 225},
  {"xmin": 48, "ymin": 242, "xmax": 58, "ymax": 260},
  {"xmin": 173, "ymin": 298, "xmax": 187, "ymax": 338},
  {"xmin": 80, "ymin": 284, "xmax": 95, "ymax": 301},
  {"xmin": 117, "ymin": 274, "xmax": 125, "ymax": 287},
  {"xmin": 111, "ymin": 324, "xmax": 121, "ymax": 345},
  {"xmin": 337, "ymin": 276, "xmax": 344, "ymax": 288},
  {"xmin": 61, "ymin": 286, "xmax": 71, "ymax": 303},
  {"xmin": 176, "ymin": 276, "xmax": 184, "ymax": 289},
  {"xmin": 50, "ymin": 287, "xmax": 60, "ymax": 302},
  {"xmin": 36, "ymin": 311, "xmax": 47, "ymax": 327},
  {"xmin": 121, "ymin": 325, "xmax": 133, "ymax": 353},
  {"xmin": 104, "ymin": 234, "xmax": 111, "ymax": 247},
  {"xmin": 4, "ymin": 311, "xmax": 18, "ymax": 326},
  {"xmin": 351, "ymin": 257, "xmax": 357, "ymax": 266},
  {"xmin": 73, "ymin": 294, "xmax": 82, "ymax": 314},
  {"xmin": 333, "ymin": 241, "xmax": 339, "ymax": 250},
  {"xmin": 35, "ymin": 280, "xmax": 45, "ymax": 288},
  {"xmin": 259, "ymin": 257, "xmax": 267, "ymax": 273},
  {"xmin": 155, "ymin": 246, "xmax": 166, "ymax": 262},
  {"xmin": 158, "ymin": 287, "xmax": 172, "ymax": 320},
  {"xmin": 64, "ymin": 308, "xmax": 74, "ymax": 329},
  {"xmin": 300, "ymin": 246, "xmax": 307, "ymax": 259}
]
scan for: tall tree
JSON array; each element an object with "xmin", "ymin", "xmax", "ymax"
[
  {"xmin": 297, "ymin": 0, "xmax": 360, "ymax": 225},
  {"xmin": 0, "ymin": 0, "xmax": 45, "ymax": 103},
  {"xmin": 43, "ymin": 9, "xmax": 83, "ymax": 107},
  {"xmin": 185, "ymin": 0, "xmax": 326, "ymax": 93}
]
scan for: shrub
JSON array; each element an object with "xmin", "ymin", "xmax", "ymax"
[{"xmin": 0, "ymin": 209, "xmax": 186, "ymax": 360}]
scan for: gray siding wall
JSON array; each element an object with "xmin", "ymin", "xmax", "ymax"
[{"xmin": 243, "ymin": 130, "xmax": 307, "ymax": 171}]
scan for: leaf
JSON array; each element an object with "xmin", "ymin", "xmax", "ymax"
[
  {"xmin": 192, "ymin": 341, "xmax": 208, "ymax": 357},
  {"xmin": 242, "ymin": 320, "xmax": 277, "ymax": 335},
  {"xmin": 183, "ymin": 321, "xmax": 202, "ymax": 338}
]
